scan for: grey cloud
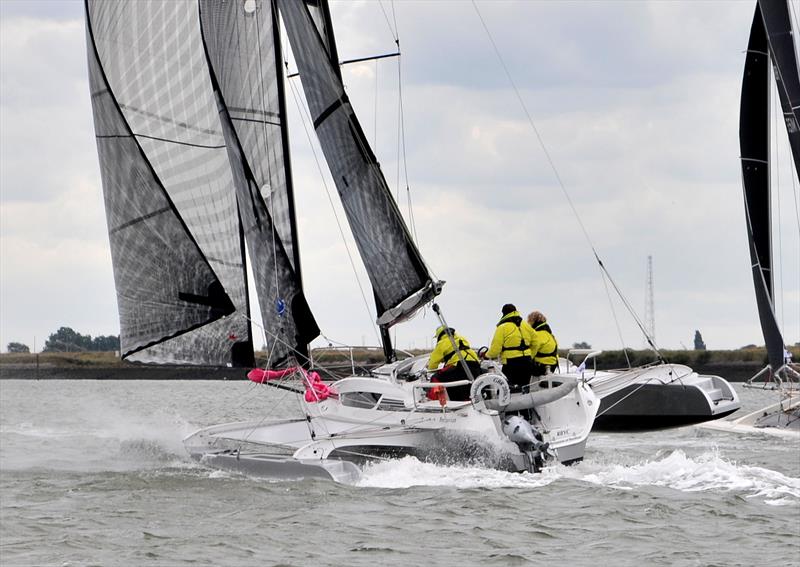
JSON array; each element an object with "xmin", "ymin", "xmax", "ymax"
[{"xmin": 0, "ymin": 0, "xmax": 82, "ymax": 22}]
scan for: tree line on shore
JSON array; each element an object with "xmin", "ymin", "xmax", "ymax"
[{"xmin": 6, "ymin": 327, "xmax": 120, "ymax": 354}]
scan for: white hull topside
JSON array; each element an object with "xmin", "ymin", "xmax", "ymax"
[
  {"xmin": 556, "ymin": 352, "xmax": 742, "ymax": 429},
  {"xmin": 185, "ymin": 356, "xmax": 599, "ymax": 480}
]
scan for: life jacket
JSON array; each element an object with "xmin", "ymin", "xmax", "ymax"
[
  {"xmin": 500, "ymin": 318, "xmax": 529, "ymax": 354},
  {"xmin": 533, "ymin": 322, "xmax": 558, "ymax": 364},
  {"xmin": 430, "ymin": 330, "xmax": 479, "ymax": 368}
]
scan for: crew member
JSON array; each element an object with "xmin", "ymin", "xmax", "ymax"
[
  {"xmin": 485, "ymin": 304, "xmax": 535, "ymax": 392},
  {"xmin": 528, "ymin": 310, "xmax": 559, "ymax": 376},
  {"xmin": 428, "ymin": 325, "xmax": 481, "ymax": 401}
]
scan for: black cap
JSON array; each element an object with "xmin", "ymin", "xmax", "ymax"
[{"xmin": 501, "ymin": 303, "xmax": 516, "ymax": 315}]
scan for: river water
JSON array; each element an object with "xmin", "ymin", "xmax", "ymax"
[{"xmin": 1, "ymin": 378, "xmax": 797, "ymax": 566}]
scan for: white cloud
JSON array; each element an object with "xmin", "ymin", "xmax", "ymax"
[{"xmin": 0, "ymin": 0, "xmax": 797, "ymax": 355}]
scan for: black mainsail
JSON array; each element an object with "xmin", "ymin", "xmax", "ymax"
[
  {"xmin": 86, "ymin": 0, "xmax": 252, "ymax": 366},
  {"xmin": 740, "ymin": 2, "xmax": 787, "ymax": 371},
  {"xmin": 199, "ymin": 0, "xmax": 320, "ymax": 364},
  {"xmin": 759, "ymin": 0, "xmax": 800, "ymax": 174},
  {"xmin": 278, "ymin": 0, "xmax": 441, "ymax": 334},
  {"xmin": 304, "ymin": 0, "xmax": 341, "ymax": 77}
]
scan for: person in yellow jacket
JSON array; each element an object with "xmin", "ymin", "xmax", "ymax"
[
  {"xmin": 485, "ymin": 304, "xmax": 536, "ymax": 392},
  {"xmin": 427, "ymin": 325, "xmax": 481, "ymax": 401},
  {"xmin": 527, "ymin": 310, "xmax": 559, "ymax": 376}
]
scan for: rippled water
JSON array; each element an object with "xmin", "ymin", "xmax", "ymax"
[{"xmin": 1, "ymin": 378, "xmax": 798, "ymax": 566}]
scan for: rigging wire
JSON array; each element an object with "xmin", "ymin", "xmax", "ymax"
[
  {"xmin": 388, "ymin": 0, "xmax": 420, "ymax": 249},
  {"xmin": 258, "ymin": 10, "xmax": 286, "ymax": 367},
  {"xmin": 374, "ymin": 59, "xmax": 379, "ymax": 150},
  {"xmin": 469, "ymin": 0, "xmax": 661, "ymax": 358},
  {"xmin": 787, "ymin": 1, "xmax": 800, "ymax": 340},
  {"xmin": 284, "ymin": 69, "xmax": 382, "ymax": 345},
  {"xmin": 377, "ymin": 0, "xmax": 399, "ymax": 42}
]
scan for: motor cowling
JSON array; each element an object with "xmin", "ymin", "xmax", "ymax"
[{"xmin": 502, "ymin": 415, "xmax": 550, "ymax": 473}]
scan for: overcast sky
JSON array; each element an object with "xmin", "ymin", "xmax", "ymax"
[{"xmin": 1, "ymin": 0, "xmax": 798, "ymax": 355}]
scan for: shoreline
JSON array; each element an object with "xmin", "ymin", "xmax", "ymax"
[{"xmin": 0, "ymin": 362, "xmax": 765, "ymax": 382}]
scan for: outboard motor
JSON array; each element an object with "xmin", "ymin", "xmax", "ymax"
[{"xmin": 502, "ymin": 415, "xmax": 551, "ymax": 473}]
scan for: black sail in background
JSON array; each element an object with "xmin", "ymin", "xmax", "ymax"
[
  {"xmin": 86, "ymin": 0, "xmax": 252, "ymax": 366},
  {"xmin": 758, "ymin": 0, "xmax": 800, "ymax": 175},
  {"xmin": 86, "ymin": 4, "xmax": 236, "ymax": 361},
  {"xmin": 279, "ymin": 0, "xmax": 440, "ymax": 327},
  {"xmin": 740, "ymin": 3, "xmax": 786, "ymax": 371},
  {"xmin": 199, "ymin": 0, "xmax": 319, "ymax": 364}
]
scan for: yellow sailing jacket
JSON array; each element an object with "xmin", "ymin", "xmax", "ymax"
[
  {"xmin": 428, "ymin": 331, "xmax": 479, "ymax": 369},
  {"xmin": 486, "ymin": 311, "xmax": 537, "ymax": 364},
  {"xmin": 532, "ymin": 322, "xmax": 558, "ymax": 365}
]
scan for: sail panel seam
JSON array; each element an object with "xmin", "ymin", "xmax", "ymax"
[
  {"xmin": 97, "ymin": 133, "xmax": 226, "ymax": 149},
  {"xmin": 231, "ymin": 116, "xmax": 282, "ymax": 127},
  {"xmin": 108, "ymin": 206, "xmax": 171, "ymax": 234}
]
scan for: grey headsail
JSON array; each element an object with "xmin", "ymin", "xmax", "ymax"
[
  {"xmin": 86, "ymin": 0, "xmax": 252, "ymax": 366},
  {"xmin": 740, "ymin": 3, "xmax": 786, "ymax": 371},
  {"xmin": 199, "ymin": 0, "xmax": 320, "ymax": 365},
  {"xmin": 758, "ymin": 0, "xmax": 800, "ymax": 175},
  {"xmin": 279, "ymin": 0, "xmax": 441, "ymax": 328}
]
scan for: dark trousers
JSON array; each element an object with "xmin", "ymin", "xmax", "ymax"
[
  {"xmin": 502, "ymin": 356, "xmax": 533, "ymax": 392},
  {"xmin": 531, "ymin": 361, "xmax": 556, "ymax": 377},
  {"xmin": 436, "ymin": 360, "xmax": 481, "ymax": 401}
]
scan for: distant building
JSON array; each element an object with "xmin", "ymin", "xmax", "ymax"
[{"xmin": 693, "ymin": 331, "xmax": 706, "ymax": 351}]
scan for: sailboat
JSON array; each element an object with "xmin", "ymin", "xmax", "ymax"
[
  {"xmin": 557, "ymin": 350, "xmax": 740, "ymax": 431},
  {"xmin": 85, "ymin": 0, "xmax": 598, "ymax": 482},
  {"xmin": 703, "ymin": 0, "xmax": 799, "ymax": 438}
]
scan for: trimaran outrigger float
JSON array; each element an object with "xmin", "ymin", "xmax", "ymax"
[{"xmin": 85, "ymin": 0, "xmax": 599, "ymax": 481}]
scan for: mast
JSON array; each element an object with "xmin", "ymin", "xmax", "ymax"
[
  {"xmin": 278, "ymin": 0, "xmax": 442, "ymax": 363},
  {"xmin": 740, "ymin": 2, "xmax": 786, "ymax": 371},
  {"xmin": 274, "ymin": 1, "xmax": 304, "ymax": 283},
  {"xmin": 199, "ymin": 0, "xmax": 320, "ymax": 366}
]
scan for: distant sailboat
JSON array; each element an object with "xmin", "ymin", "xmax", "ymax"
[{"xmin": 705, "ymin": 0, "xmax": 799, "ymax": 437}]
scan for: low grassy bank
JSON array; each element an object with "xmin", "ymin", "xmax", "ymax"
[{"xmin": 1, "ymin": 346, "xmax": 796, "ymax": 382}]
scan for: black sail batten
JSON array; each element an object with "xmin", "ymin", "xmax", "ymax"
[
  {"xmin": 199, "ymin": 0, "xmax": 320, "ymax": 365},
  {"xmin": 758, "ymin": 0, "xmax": 800, "ymax": 175},
  {"xmin": 279, "ymin": 0, "xmax": 441, "ymax": 330},
  {"xmin": 87, "ymin": 0, "xmax": 252, "ymax": 366},
  {"xmin": 740, "ymin": 3, "xmax": 787, "ymax": 371},
  {"xmin": 85, "ymin": 1, "xmax": 239, "ymax": 362}
]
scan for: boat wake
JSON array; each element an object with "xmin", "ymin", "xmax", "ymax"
[
  {"xmin": 1, "ymin": 410, "xmax": 200, "ymax": 473},
  {"xmin": 357, "ymin": 450, "xmax": 800, "ymax": 505}
]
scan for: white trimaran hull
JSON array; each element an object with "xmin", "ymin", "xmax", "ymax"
[{"xmin": 184, "ymin": 356, "xmax": 599, "ymax": 482}]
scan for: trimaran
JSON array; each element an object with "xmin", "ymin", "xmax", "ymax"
[
  {"xmin": 85, "ymin": 0, "xmax": 598, "ymax": 482},
  {"xmin": 86, "ymin": 0, "xmax": 775, "ymax": 481}
]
